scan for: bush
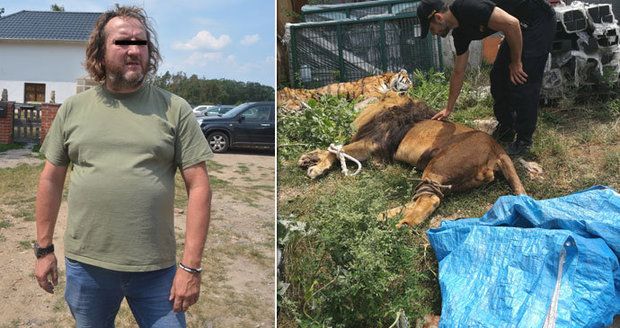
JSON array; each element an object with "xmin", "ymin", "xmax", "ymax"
[{"xmin": 278, "ymin": 95, "xmax": 357, "ymax": 161}]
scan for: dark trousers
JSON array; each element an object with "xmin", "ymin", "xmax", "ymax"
[
  {"xmin": 490, "ymin": 3, "xmax": 555, "ymax": 144},
  {"xmin": 490, "ymin": 46, "xmax": 548, "ymax": 144}
]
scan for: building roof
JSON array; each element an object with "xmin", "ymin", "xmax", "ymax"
[{"xmin": 0, "ymin": 10, "xmax": 101, "ymax": 42}]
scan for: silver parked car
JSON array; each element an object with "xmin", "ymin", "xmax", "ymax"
[
  {"xmin": 192, "ymin": 105, "xmax": 215, "ymax": 117},
  {"xmin": 204, "ymin": 105, "xmax": 235, "ymax": 116}
]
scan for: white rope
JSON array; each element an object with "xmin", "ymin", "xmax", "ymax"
[{"xmin": 328, "ymin": 144, "xmax": 362, "ymax": 176}]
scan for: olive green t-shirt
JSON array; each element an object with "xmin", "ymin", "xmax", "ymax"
[{"xmin": 41, "ymin": 84, "xmax": 213, "ymax": 271}]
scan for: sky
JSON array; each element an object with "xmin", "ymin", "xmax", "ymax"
[{"xmin": 1, "ymin": 0, "xmax": 276, "ymax": 87}]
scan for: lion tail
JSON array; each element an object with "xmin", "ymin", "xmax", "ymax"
[{"xmin": 498, "ymin": 153, "xmax": 526, "ymax": 195}]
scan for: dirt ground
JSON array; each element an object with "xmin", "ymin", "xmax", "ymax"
[{"xmin": 0, "ymin": 150, "xmax": 275, "ymax": 327}]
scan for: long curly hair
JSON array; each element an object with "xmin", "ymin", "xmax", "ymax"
[{"xmin": 85, "ymin": 5, "xmax": 161, "ymax": 83}]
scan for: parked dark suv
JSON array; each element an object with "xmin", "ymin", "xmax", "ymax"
[{"xmin": 199, "ymin": 101, "xmax": 275, "ymax": 153}]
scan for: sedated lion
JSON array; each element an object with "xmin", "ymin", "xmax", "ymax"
[
  {"xmin": 278, "ymin": 69, "xmax": 412, "ymax": 112},
  {"xmin": 298, "ymin": 93, "xmax": 526, "ymax": 228}
]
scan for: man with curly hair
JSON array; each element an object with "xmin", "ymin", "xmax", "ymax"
[{"xmin": 33, "ymin": 5, "xmax": 213, "ymax": 327}]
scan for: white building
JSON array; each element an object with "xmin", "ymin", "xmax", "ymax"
[{"xmin": 0, "ymin": 10, "xmax": 101, "ymax": 103}]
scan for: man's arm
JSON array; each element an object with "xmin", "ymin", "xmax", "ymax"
[
  {"xmin": 169, "ymin": 162, "xmax": 212, "ymax": 312},
  {"xmin": 432, "ymin": 50, "xmax": 469, "ymax": 120},
  {"xmin": 34, "ymin": 161, "xmax": 67, "ymax": 294},
  {"xmin": 487, "ymin": 6, "xmax": 527, "ymax": 84}
]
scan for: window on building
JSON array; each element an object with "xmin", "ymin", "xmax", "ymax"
[{"xmin": 24, "ymin": 83, "xmax": 46, "ymax": 103}]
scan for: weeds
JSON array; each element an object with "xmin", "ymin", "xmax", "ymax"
[
  {"xmin": 603, "ymin": 151, "xmax": 620, "ymax": 173},
  {"xmin": 17, "ymin": 208, "xmax": 35, "ymax": 221},
  {"xmin": 18, "ymin": 240, "xmax": 33, "ymax": 250},
  {"xmin": 237, "ymin": 163, "xmax": 251, "ymax": 174},
  {"xmin": 207, "ymin": 160, "xmax": 227, "ymax": 173}
]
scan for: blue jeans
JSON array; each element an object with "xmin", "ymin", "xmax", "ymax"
[{"xmin": 64, "ymin": 258, "xmax": 186, "ymax": 328}]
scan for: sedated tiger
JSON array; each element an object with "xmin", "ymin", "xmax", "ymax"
[{"xmin": 278, "ymin": 69, "xmax": 413, "ymax": 112}]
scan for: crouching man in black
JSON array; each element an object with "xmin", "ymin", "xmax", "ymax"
[{"xmin": 418, "ymin": 0, "xmax": 555, "ymax": 155}]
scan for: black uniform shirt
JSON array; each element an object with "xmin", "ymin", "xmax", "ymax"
[{"xmin": 450, "ymin": 0, "xmax": 555, "ymax": 56}]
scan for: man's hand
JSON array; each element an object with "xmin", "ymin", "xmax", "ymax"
[
  {"xmin": 169, "ymin": 269, "xmax": 201, "ymax": 312},
  {"xmin": 35, "ymin": 254, "xmax": 58, "ymax": 294},
  {"xmin": 509, "ymin": 61, "xmax": 528, "ymax": 85},
  {"xmin": 431, "ymin": 108, "xmax": 452, "ymax": 121}
]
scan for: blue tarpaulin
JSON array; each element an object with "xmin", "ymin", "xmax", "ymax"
[{"xmin": 427, "ymin": 186, "xmax": 620, "ymax": 327}]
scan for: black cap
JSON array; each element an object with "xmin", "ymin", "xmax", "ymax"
[{"xmin": 417, "ymin": 0, "xmax": 446, "ymax": 38}]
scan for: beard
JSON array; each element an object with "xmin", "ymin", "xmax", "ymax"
[
  {"xmin": 438, "ymin": 22, "xmax": 450, "ymax": 38},
  {"xmin": 106, "ymin": 58, "xmax": 147, "ymax": 90}
]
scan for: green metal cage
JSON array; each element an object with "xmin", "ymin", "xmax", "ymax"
[
  {"xmin": 287, "ymin": 9, "xmax": 443, "ymax": 88},
  {"xmin": 301, "ymin": 0, "xmax": 418, "ymax": 22}
]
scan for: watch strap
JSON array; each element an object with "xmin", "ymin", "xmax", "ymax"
[{"xmin": 34, "ymin": 243, "xmax": 54, "ymax": 258}]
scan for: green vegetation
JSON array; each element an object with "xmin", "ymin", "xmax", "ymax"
[
  {"xmin": 18, "ymin": 240, "xmax": 33, "ymax": 250},
  {"xmin": 235, "ymin": 163, "xmax": 251, "ymax": 175},
  {"xmin": 0, "ymin": 220, "xmax": 12, "ymax": 229},
  {"xmin": 154, "ymin": 71, "xmax": 274, "ymax": 106},
  {"xmin": 277, "ymin": 95, "xmax": 358, "ymax": 160},
  {"xmin": 277, "ymin": 68, "xmax": 620, "ymax": 326},
  {"xmin": 0, "ymin": 143, "xmax": 24, "ymax": 153},
  {"xmin": 0, "ymin": 164, "xmax": 42, "ymax": 198}
]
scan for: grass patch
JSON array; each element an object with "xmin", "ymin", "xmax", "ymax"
[
  {"xmin": 17, "ymin": 207, "xmax": 35, "ymax": 221},
  {"xmin": 0, "ymin": 319, "xmax": 23, "ymax": 328},
  {"xmin": 277, "ymin": 69, "xmax": 620, "ymax": 326},
  {"xmin": 18, "ymin": 240, "xmax": 33, "ymax": 250},
  {"xmin": 209, "ymin": 175, "xmax": 230, "ymax": 189},
  {"xmin": 235, "ymin": 163, "xmax": 251, "ymax": 175},
  {"xmin": 0, "ymin": 164, "xmax": 44, "ymax": 204},
  {"xmin": 603, "ymin": 150, "xmax": 620, "ymax": 173},
  {"xmin": 51, "ymin": 279, "xmax": 67, "ymax": 313},
  {"xmin": 0, "ymin": 220, "xmax": 13, "ymax": 229},
  {"xmin": 207, "ymin": 160, "xmax": 227, "ymax": 173},
  {"xmin": 0, "ymin": 143, "xmax": 24, "ymax": 153},
  {"xmin": 253, "ymin": 184, "xmax": 275, "ymax": 192},
  {"xmin": 174, "ymin": 172, "xmax": 189, "ymax": 208}
]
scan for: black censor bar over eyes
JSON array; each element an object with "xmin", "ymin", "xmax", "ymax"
[{"xmin": 114, "ymin": 40, "xmax": 148, "ymax": 46}]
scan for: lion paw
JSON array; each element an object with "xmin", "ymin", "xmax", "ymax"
[
  {"xmin": 307, "ymin": 165, "xmax": 326, "ymax": 179},
  {"xmin": 380, "ymin": 206, "xmax": 405, "ymax": 220},
  {"xmin": 298, "ymin": 151, "xmax": 321, "ymax": 168},
  {"xmin": 396, "ymin": 218, "xmax": 414, "ymax": 229},
  {"xmin": 376, "ymin": 212, "xmax": 389, "ymax": 222}
]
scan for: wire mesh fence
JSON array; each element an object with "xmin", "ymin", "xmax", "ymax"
[
  {"xmin": 287, "ymin": 11, "xmax": 443, "ymax": 88},
  {"xmin": 302, "ymin": 0, "xmax": 418, "ymax": 22}
]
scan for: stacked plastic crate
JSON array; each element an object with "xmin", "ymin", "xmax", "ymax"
[{"xmin": 542, "ymin": 1, "xmax": 620, "ymax": 99}]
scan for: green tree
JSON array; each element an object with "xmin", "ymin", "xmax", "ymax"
[
  {"xmin": 50, "ymin": 4, "xmax": 65, "ymax": 11},
  {"xmin": 153, "ymin": 71, "xmax": 274, "ymax": 106},
  {"xmin": 0, "ymin": 8, "xmax": 5, "ymax": 17}
]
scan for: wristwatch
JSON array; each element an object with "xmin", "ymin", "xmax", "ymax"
[{"xmin": 34, "ymin": 243, "xmax": 54, "ymax": 259}]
